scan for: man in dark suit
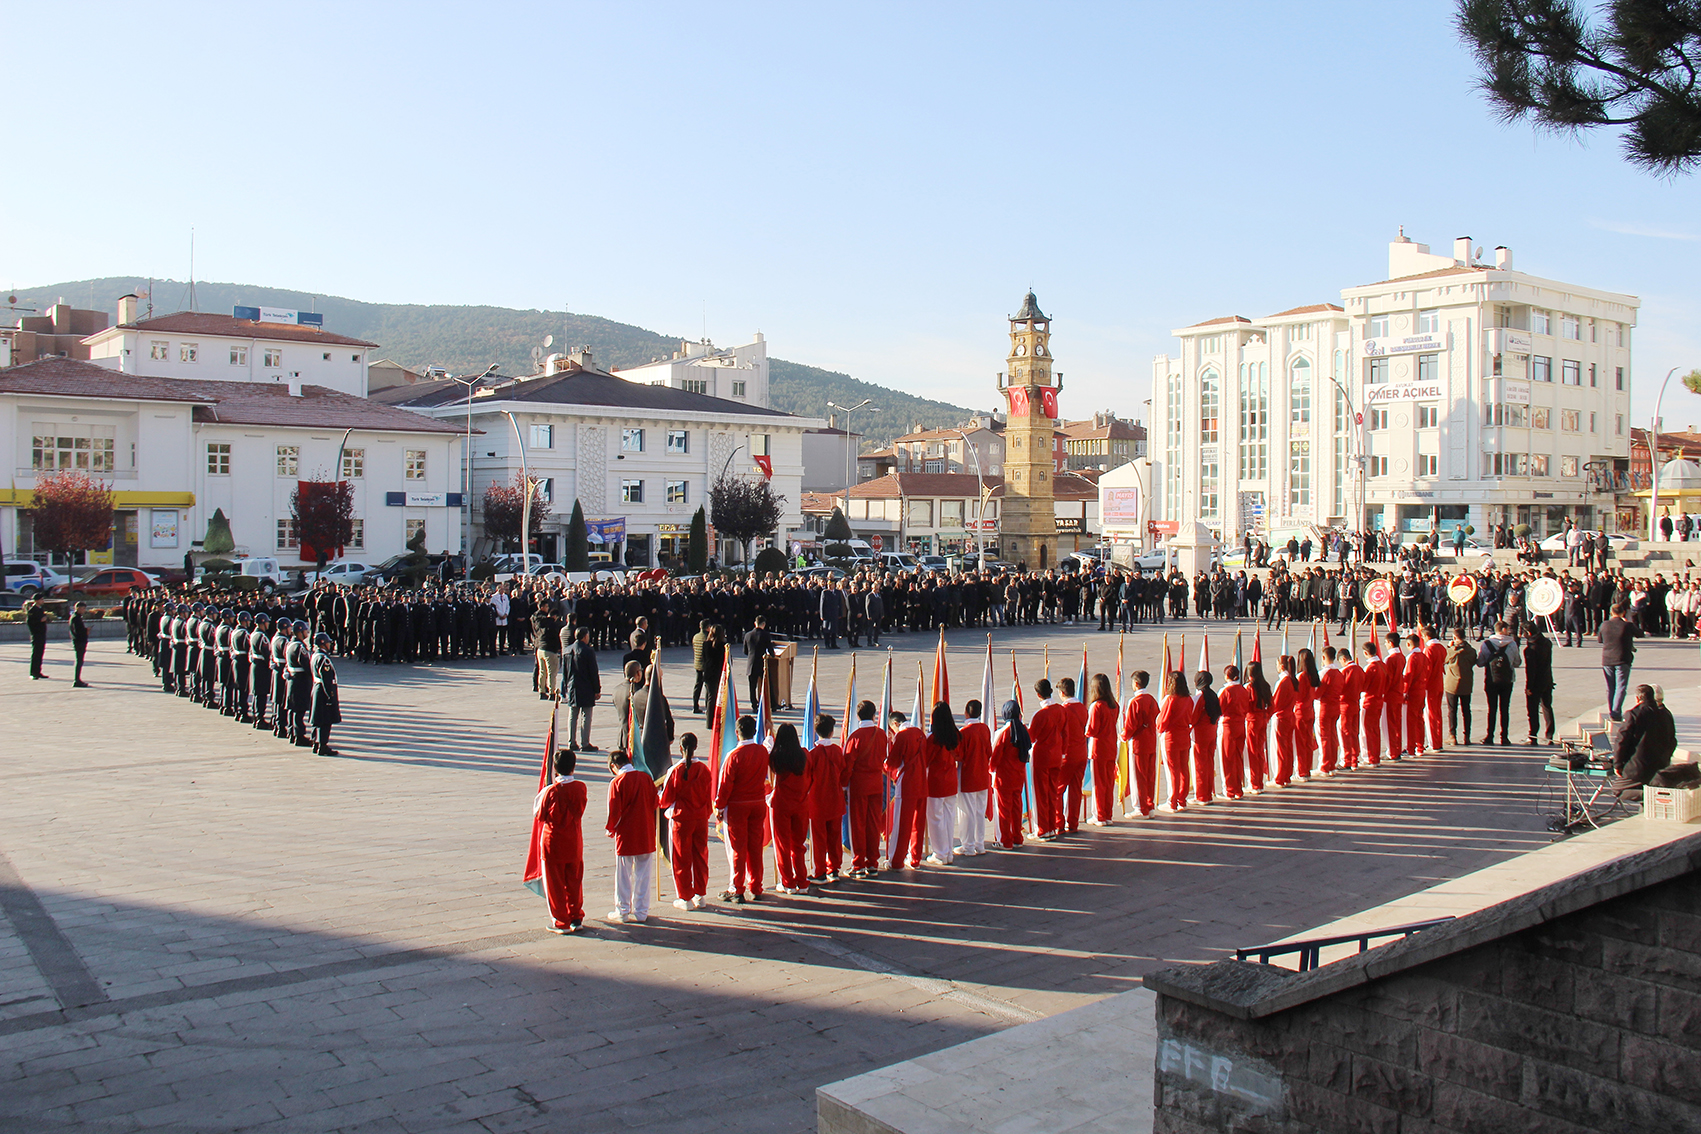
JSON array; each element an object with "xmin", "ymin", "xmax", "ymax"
[
  {"xmin": 1598, "ymin": 601, "xmax": 1639, "ymax": 722},
  {"xmin": 26, "ymin": 596, "xmax": 50, "ymax": 679},
  {"xmin": 819, "ymin": 584, "xmax": 845, "ymax": 649},
  {"xmin": 743, "ymin": 615, "xmax": 776, "ymax": 708}
]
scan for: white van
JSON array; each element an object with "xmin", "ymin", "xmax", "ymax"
[{"xmin": 879, "ymin": 551, "xmax": 922, "ymax": 574}]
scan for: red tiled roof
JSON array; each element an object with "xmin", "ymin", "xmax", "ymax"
[
  {"xmin": 0, "ymin": 357, "xmax": 463, "ymax": 434},
  {"xmin": 860, "ymin": 447, "xmax": 896, "ymax": 460},
  {"xmin": 1186, "ymin": 315, "xmax": 1251, "ymax": 329},
  {"xmin": 1265, "ymin": 303, "xmax": 1344, "ymax": 318},
  {"xmin": 102, "ymin": 311, "xmax": 379, "ymax": 348},
  {"xmin": 802, "ymin": 492, "xmax": 841, "ymax": 513},
  {"xmin": 1355, "ymin": 265, "xmax": 1490, "ymax": 288},
  {"xmin": 1058, "ymin": 417, "xmax": 1145, "ymax": 441}
]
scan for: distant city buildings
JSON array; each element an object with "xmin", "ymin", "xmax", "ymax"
[{"xmin": 614, "ymin": 334, "xmax": 770, "ymax": 406}]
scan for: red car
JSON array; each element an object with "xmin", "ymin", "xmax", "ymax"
[{"xmin": 50, "ymin": 567, "xmax": 160, "ymax": 599}]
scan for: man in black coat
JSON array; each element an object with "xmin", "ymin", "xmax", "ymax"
[
  {"xmin": 819, "ymin": 584, "xmax": 845, "ymax": 649},
  {"xmin": 26, "ymin": 596, "xmax": 50, "ymax": 679},
  {"xmin": 1611, "ymin": 684, "xmax": 1675, "ymax": 793},
  {"xmin": 563, "ymin": 626, "xmax": 601, "ymax": 750},
  {"xmin": 744, "ymin": 615, "xmax": 776, "ymax": 707},
  {"xmin": 1522, "ymin": 622, "xmax": 1555, "ymax": 745}
]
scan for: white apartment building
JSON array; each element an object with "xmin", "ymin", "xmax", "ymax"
[
  {"xmin": 0, "ymin": 358, "xmax": 463, "ymax": 571},
  {"xmin": 1154, "ymin": 232, "xmax": 1638, "ymax": 542},
  {"xmin": 390, "ymin": 350, "xmax": 820, "ymax": 568},
  {"xmin": 614, "ymin": 334, "xmax": 771, "ymax": 407},
  {"xmin": 84, "ymin": 297, "xmax": 377, "ymax": 397}
]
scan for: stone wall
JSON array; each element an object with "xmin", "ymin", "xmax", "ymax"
[{"xmin": 1146, "ymin": 837, "xmax": 1701, "ymax": 1133}]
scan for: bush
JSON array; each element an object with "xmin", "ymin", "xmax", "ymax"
[{"xmin": 752, "ymin": 547, "xmax": 789, "ymax": 578}]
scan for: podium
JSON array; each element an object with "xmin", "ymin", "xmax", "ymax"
[{"xmin": 766, "ymin": 641, "xmax": 798, "ymax": 709}]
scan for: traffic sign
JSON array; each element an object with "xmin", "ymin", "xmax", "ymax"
[{"xmin": 871, "ymin": 535, "xmax": 884, "ymax": 551}]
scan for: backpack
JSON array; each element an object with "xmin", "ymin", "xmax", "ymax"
[{"xmin": 1484, "ymin": 641, "xmax": 1513, "ymax": 688}]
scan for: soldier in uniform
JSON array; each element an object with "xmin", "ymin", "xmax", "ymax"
[
  {"xmin": 309, "ymin": 631, "xmax": 343, "ymax": 756},
  {"xmin": 272, "ymin": 618, "xmax": 294, "ymax": 738},
  {"xmin": 232, "ymin": 613, "xmax": 252, "ymax": 722},
  {"xmin": 250, "ymin": 613, "xmax": 274, "ymax": 729},
  {"xmin": 285, "ymin": 622, "xmax": 313, "ymax": 746}
]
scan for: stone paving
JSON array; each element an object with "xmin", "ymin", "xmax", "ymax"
[{"xmin": 1, "ymin": 623, "xmax": 1694, "ymax": 1134}]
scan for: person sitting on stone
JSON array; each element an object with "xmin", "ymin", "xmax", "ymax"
[{"xmin": 1609, "ymin": 684, "xmax": 1676, "ymax": 800}]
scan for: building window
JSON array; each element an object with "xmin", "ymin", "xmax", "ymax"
[
  {"xmin": 622, "ymin": 479, "xmax": 644, "ymax": 503},
  {"xmin": 32, "ymin": 425, "xmax": 116, "ymax": 472},
  {"xmin": 1369, "ymin": 407, "xmax": 1389, "ymax": 430},
  {"xmin": 1417, "ymin": 309, "xmax": 1439, "ymax": 333},
  {"xmin": 666, "ymin": 480, "xmax": 687, "ymax": 504},
  {"xmin": 1532, "ymin": 356, "xmax": 1552, "ymax": 383},
  {"xmin": 348, "ymin": 519, "xmax": 364, "ymax": 549},
  {"xmin": 752, "ymin": 433, "xmax": 771, "ymax": 457},
  {"xmin": 1616, "ymin": 414, "xmax": 1624, "ymax": 436},
  {"xmin": 1199, "ymin": 335, "xmax": 1223, "ymax": 354},
  {"xmin": 1368, "ymin": 315, "xmax": 1389, "ymax": 338},
  {"xmin": 1562, "ymin": 360, "xmax": 1581, "ymax": 386},
  {"xmin": 1531, "ymin": 309, "xmax": 1550, "ymax": 335},
  {"xmin": 732, "ymin": 380, "xmax": 747, "ymax": 398},
  {"xmin": 230, "ymin": 346, "xmax": 247, "ymax": 365},
  {"xmin": 149, "ymin": 340, "xmax": 169, "ymax": 360},
  {"xmin": 1366, "ymin": 357, "xmax": 1389, "ymax": 385},
  {"xmin": 1561, "ymin": 314, "xmax": 1581, "ymax": 340},
  {"xmin": 1589, "ymin": 364, "xmax": 1597, "ymax": 387},
  {"xmin": 322, "ymin": 352, "xmax": 332, "ymax": 361},
  {"xmin": 1289, "ymin": 358, "xmax": 1311, "ymax": 425},
  {"xmin": 621, "ymin": 428, "xmax": 644, "ymax": 452},
  {"xmin": 1290, "ymin": 323, "xmax": 1311, "ymax": 341},
  {"xmin": 667, "ymin": 429, "xmax": 689, "ymax": 454},
  {"xmin": 1416, "ymin": 353, "xmax": 1438, "ymax": 385},
  {"xmin": 342, "ymin": 449, "xmax": 364, "ymax": 479},
  {"xmin": 276, "ymin": 445, "xmax": 299, "ymax": 477},
  {"xmin": 1289, "ymin": 441, "xmax": 1311, "ymax": 506},
  {"xmin": 264, "ymin": 349, "xmax": 282, "ymax": 368},
  {"xmin": 1167, "ymin": 373, "xmax": 1184, "ymax": 518},
  {"xmin": 1199, "ymin": 370, "xmax": 1220, "ymax": 444},
  {"xmin": 1561, "ymin": 455, "xmax": 1580, "ymax": 477},
  {"xmin": 531, "ymin": 424, "xmax": 554, "ymax": 449},
  {"xmin": 1368, "ymin": 454, "xmax": 1388, "ymax": 477},
  {"xmin": 405, "ymin": 518, "xmax": 426, "ymax": 544},
  {"xmin": 180, "ymin": 343, "xmax": 198, "ymax": 363},
  {"xmin": 537, "ymin": 477, "xmax": 554, "ymax": 502},
  {"xmin": 1617, "ymin": 323, "xmax": 1626, "ymax": 346},
  {"xmin": 1561, "ymin": 409, "xmax": 1581, "ymax": 432},
  {"xmin": 1532, "ymin": 407, "xmax": 1551, "ymax": 430},
  {"xmin": 206, "ymin": 443, "xmax": 231, "ymax": 475},
  {"xmin": 682, "ymin": 379, "xmax": 708, "ymax": 395},
  {"xmin": 1492, "ymin": 353, "xmax": 1504, "ymax": 376},
  {"xmin": 1415, "ymin": 404, "xmax": 1437, "ymax": 428},
  {"xmin": 1332, "ymin": 435, "xmax": 1347, "ymax": 515},
  {"xmin": 1237, "ymin": 362, "xmax": 1268, "ymax": 480},
  {"xmin": 405, "ymin": 450, "xmax": 426, "ymax": 480},
  {"xmin": 1591, "ymin": 412, "xmax": 1598, "ymax": 433},
  {"xmin": 1531, "ymin": 454, "xmax": 1551, "ymax": 476},
  {"xmin": 1616, "ymin": 366, "xmax": 1625, "ymax": 391},
  {"xmin": 1417, "ymin": 454, "xmax": 1438, "ymax": 477},
  {"xmin": 1590, "ymin": 319, "xmax": 1598, "ymax": 343},
  {"xmin": 276, "ymin": 518, "xmax": 298, "ymax": 550},
  {"xmin": 1200, "ymin": 457, "xmax": 1219, "ymax": 518},
  {"xmin": 908, "ymin": 499, "xmax": 933, "ymax": 527}
]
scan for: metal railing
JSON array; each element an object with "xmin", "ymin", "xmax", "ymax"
[{"xmin": 1235, "ymin": 917, "xmax": 1454, "ymax": 972}]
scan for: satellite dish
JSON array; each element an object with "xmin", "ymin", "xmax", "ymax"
[
  {"xmin": 543, "ymin": 335, "xmax": 554, "ymax": 348},
  {"xmin": 1474, "ymin": 246, "xmax": 1483, "ymax": 262}
]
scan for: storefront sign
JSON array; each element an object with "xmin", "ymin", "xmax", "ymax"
[
  {"xmin": 1055, "ymin": 517, "xmax": 1083, "ymax": 533},
  {"xmin": 586, "ymin": 518, "xmax": 626, "ymax": 545},
  {"xmin": 1503, "ymin": 380, "xmax": 1531, "ymax": 405},
  {"xmin": 1363, "ymin": 331, "xmax": 1446, "ymax": 357},
  {"xmin": 385, "ymin": 492, "xmax": 465, "ymax": 507},
  {"xmin": 1502, "ymin": 329, "xmax": 1532, "ymax": 354},
  {"xmin": 149, "ymin": 509, "xmax": 180, "ymax": 549},
  {"xmin": 1365, "ymin": 383, "xmax": 1443, "ymax": 404}
]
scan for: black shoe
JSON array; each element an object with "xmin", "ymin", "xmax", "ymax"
[{"xmin": 73, "ymin": 680, "xmax": 90, "ymax": 688}]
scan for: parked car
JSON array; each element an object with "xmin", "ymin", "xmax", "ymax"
[
  {"xmin": 50, "ymin": 566, "xmax": 160, "ymax": 598},
  {"xmin": 0, "ymin": 591, "xmax": 29, "ymax": 610},
  {"xmin": 3, "ymin": 559, "xmax": 67, "ymax": 597},
  {"xmin": 316, "ymin": 560, "xmax": 378, "ymax": 585},
  {"xmin": 794, "ymin": 565, "xmax": 848, "ymax": 581},
  {"xmin": 878, "ymin": 551, "xmax": 923, "ymax": 575},
  {"xmin": 916, "ymin": 555, "xmax": 950, "ymax": 573},
  {"xmin": 1537, "ymin": 530, "xmax": 1629, "ymax": 552}
]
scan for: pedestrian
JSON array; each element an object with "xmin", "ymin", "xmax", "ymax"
[
  {"xmin": 1192, "ymin": 669, "xmax": 1221, "ymax": 803},
  {"xmin": 843, "ymin": 700, "xmax": 889, "ymax": 875},
  {"xmin": 1027, "ymin": 681, "xmax": 1067, "ymax": 837},
  {"xmin": 564, "ymin": 627, "xmax": 601, "ymax": 750},
  {"xmin": 954, "ymin": 700, "xmax": 992, "ymax": 853},
  {"xmin": 768, "ymin": 723, "xmax": 812, "ymax": 893},
  {"xmin": 1610, "ymin": 685, "xmax": 1676, "ymax": 796},
  {"xmin": 604, "ymin": 749, "xmax": 658, "ymax": 923},
  {"xmin": 309, "ymin": 631, "xmax": 342, "ymax": 756},
  {"xmin": 1158, "ymin": 669, "xmax": 1195, "ymax": 808},
  {"xmin": 1270, "ymin": 656, "xmax": 1297, "ymax": 786},
  {"xmin": 659, "ymin": 732, "xmax": 712, "ymax": 910},
  {"xmin": 534, "ymin": 607, "xmax": 563, "ymax": 701},
  {"xmin": 26, "ymin": 596, "xmax": 49, "ymax": 679},
  {"xmin": 715, "ymin": 714, "xmax": 769, "ymax": 902},
  {"xmin": 990, "ymin": 700, "xmax": 1030, "ymax": 849},
  {"xmin": 613, "ymin": 661, "xmax": 645, "ymax": 752},
  {"xmin": 690, "ymin": 620, "xmax": 711, "ymax": 713},
  {"xmin": 1523, "ymin": 621, "xmax": 1555, "ymax": 745},
  {"xmin": 286, "ymin": 622, "xmax": 313, "ymax": 746},
  {"xmin": 743, "ymin": 615, "xmax": 776, "ymax": 709},
  {"xmin": 1477, "ymin": 620, "xmax": 1522, "ymax": 745},
  {"xmin": 1056, "ymin": 675, "xmax": 1090, "ymax": 832},
  {"xmin": 1443, "ymin": 627, "xmax": 1475, "ymax": 745},
  {"xmin": 884, "ymin": 708, "xmax": 928, "ymax": 866},
  {"xmin": 70, "ymin": 601, "xmax": 90, "ymax": 687},
  {"xmin": 1598, "ymin": 600, "xmax": 1639, "ymax": 722},
  {"xmin": 535, "ymin": 748, "xmax": 587, "ymax": 933},
  {"xmin": 1084, "ymin": 675, "xmax": 1119, "ymax": 823},
  {"xmin": 805, "ymin": 715, "xmax": 849, "ymax": 882},
  {"xmin": 920, "ymin": 704, "xmax": 961, "ymax": 866}
]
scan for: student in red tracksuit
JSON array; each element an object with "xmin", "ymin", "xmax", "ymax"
[
  {"xmin": 1339, "ymin": 647, "xmax": 1364, "ymax": 769},
  {"xmin": 990, "ymin": 700, "xmax": 1030, "ymax": 848},
  {"xmin": 885, "ymin": 710, "xmax": 929, "ymax": 868},
  {"xmin": 843, "ymin": 700, "xmax": 889, "ymax": 877},
  {"xmin": 1359, "ymin": 642, "xmax": 1386, "ymax": 766},
  {"xmin": 1244, "ymin": 662, "xmax": 1273, "ymax": 792},
  {"xmin": 1120, "ymin": 670, "xmax": 1159, "ymax": 817},
  {"xmin": 1403, "ymin": 632, "xmax": 1429, "ymax": 756},
  {"xmin": 658, "ymin": 733, "xmax": 712, "ymax": 910},
  {"xmin": 714, "ymin": 715, "xmax": 769, "ymax": 902},
  {"xmin": 1382, "ymin": 632, "xmax": 1406, "ymax": 759},
  {"xmin": 1056, "ymin": 676, "xmax": 1090, "ymax": 833},
  {"xmin": 1422, "ymin": 627, "xmax": 1447, "ymax": 753},
  {"xmin": 805, "ymin": 714, "xmax": 848, "ymax": 883},
  {"xmin": 1217, "ymin": 665, "xmax": 1250, "ymax": 799},
  {"xmin": 1294, "ymin": 649, "xmax": 1320, "ymax": 780},
  {"xmin": 768, "ymin": 723, "xmax": 811, "ymax": 893},
  {"xmin": 955, "ymin": 700, "xmax": 993, "ymax": 855},
  {"xmin": 1028, "ymin": 680, "xmax": 1068, "ymax": 839},
  {"xmin": 1317, "ymin": 648, "xmax": 1344, "ymax": 775},
  {"xmin": 605, "ymin": 751, "xmax": 658, "ymax": 923},
  {"xmin": 1270, "ymin": 657, "xmax": 1298, "ymax": 786},
  {"xmin": 1085, "ymin": 674, "xmax": 1119, "ymax": 824},
  {"xmin": 1154, "ymin": 670, "xmax": 1192, "ymax": 810},
  {"xmin": 1191, "ymin": 670, "xmax": 1221, "ymax": 805},
  {"xmin": 923, "ymin": 704, "xmax": 961, "ymax": 865},
  {"xmin": 536, "ymin": 749, "xmax": 587, "ymax": 933}
]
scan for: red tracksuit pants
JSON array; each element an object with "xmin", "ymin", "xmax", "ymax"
[
  {"xmin": 1161, "ymin": 733, "xmax": 1191, "ymax": 810},
  {"xmin": 1273, "ymin": 718, "xmax": 1296, "ymax": 786},
  {"xmin": 1362, "ymin": 700, "xmax": 1383, "ymax": 765},
  {"xmin": 993, "ymin": 772, "xmax": 1025, "ymax": 847},
  {"xmin": 810, "ymin": 816, "xmax": 845, "ymax": 877},
  {"xmin": 1341, "ymin": 704, "xmax": 1361, "ymax": 768},
  {"xmin": 669, "ymin": 818, "xmax": 709, "ymax": 901},
  {"xmin": 1220, "ymin": 722, "xmax": 1246, "ymax": 798},
  {"xmin": 1386, "ymin": 700, "xmax": 1404, "ymax": 758},
  {"xmin": 1031, "ymin": 762, "xmax": 1062, "ymax": 835},
  {"xmin": 1427, "ymin": 692, "xmax": 1443, "ymax": 751},
  {"xmin": 888, "ymin": 790, "xmax": 925, "ymax": 866},
  {"xmin": 1246, "ymin": 718, "xmax": 1269, "ymax": 791},
  {"xmin": 1090, "ymin": 753, "xmax": 1117, "ymax": 822},
  {"xmin": 770, "ymin": 803, "xmax": 808, "ymax": 890},
  {"xmin": 1407, "ymin": 699, "xmax": 1426, "ymax": 755},
  {"xmin": 1061, "ymin": 756, "xmax": 1088, "ymax": 831},
  {"xmin": 1319, "ymin": 710, "xmax": 1340, "ymax": 773},
  {"xmin": 1131, "ymin": 746, "xmax": 1157, "ymax": 816},
  {"xmin": 540, "ymin": 854, "xmax": 584, "ymax": 929},
  {"xmin": 725, "ymin": 802, "xmax": 766, "ymax": 896},
  {"xmin": 1295, "ymin": 714, "xmax": 1316, "ymax": 779},
  {"xmin": 848, "ymin": 792, "xmax": 884, "ymax": 871},
  {"xmin": 1192, "ymin": 724, "xmax": 1217, "ymax": 805}
]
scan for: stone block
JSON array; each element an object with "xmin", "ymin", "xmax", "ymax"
[
  {"xmin": 1655, "ymin": 906, "xmax": 1701, "ymax": 955},
  {"xmin": 1618, "ymin": 1032, "xmax": 1701, "ymax": 1110},
  {"xmin": 1431, "ymin": 1081, "xmax": 1590, "ymax": 1134},
  {"xmin": 1453, "ymin": 991, "xmax": 1620, "ymax": 1079},
  {"xmin": 1303, "ymin": 1039, "xmax": 1352, "ymax": 1094},
  {"xmin": 1308, "ymin": 1003, "xmax": 1419, "ymax": 1067},
  {"xmin": 1415, "ymin": 1029, "xmax": 1522, "ymax": 1103},
  {"xmin": 1497, "ymin": 952, "xmax": 1577, "ymax": 1013},
  {"xmin": 1570, "ymin": 969, "xmax": 1657, "ymax": 1032},
  {"xmin": 1565, "ymin": 898, "xmax": 1660, "ymax": 948},
  {"xmin": 1349, "ymin": 1053, "xmax": 1432, "ymax": 1117},
  {"xmin": 1287, "ymin": 1078, "xmax": 1400, "ymax": 1134},
  {"xmin": 1520, "ymin": 1059, "xmax": 1677, "ymax": 1131},
  {"xmin": 1355, "ymin": 975, "xmax": 1461, "ymax": 1034},
  {"xmin": 1523, "ymin": 922, "xmax": 1601, "ymax": 971},
  {"xmin": 1655, "ymin": 984, "xmax": 1701, "ymax": 1051},
  {"xmin": 1598, "ymin": 937, "xmax": 1701, "ymax": 995}
]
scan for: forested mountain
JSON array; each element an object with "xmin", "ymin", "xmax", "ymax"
[{"xmin": 13, "ymin": 277, "xmax": 969, "ymax": 448}]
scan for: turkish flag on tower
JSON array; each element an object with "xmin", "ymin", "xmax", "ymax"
[
  {"xmin": 1039, "ymin": 388, "xmax": 1059, "ymax": 418},
  {"xmin": 754, "ymin": 454, "xmax": 774, "ymax": 480}
]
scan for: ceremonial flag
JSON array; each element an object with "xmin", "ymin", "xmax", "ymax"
[
  {"xmin": 880, "ymin": 648, "xmax": 894, "ymax": 724},
  {"xmin": 636, "ymin": 651, "xmax": 672, "ymax": 781},
  {"xmin": 1178, "ymin": 634, "xmax": 1185, "ymax": 674},
  {"xmin": 911, "ymin": 660, "xmax": 925, "ymax": 725},
  {"xmin": 841, "ymin": 653, "xmax": 857, "ymax": 853},
  {"xmin": 1306, "ymin": 622, "xmax": 1316, "ymax": 658},
  {"xmin": 1252, "ymin": 629, "xmax": 1262, "ymax": 665},
  {"xmin": 803, "ymin": 648, "xmax": 820, "ymax": 751},
  {"xmin": 757, "ymin": 667, "xmax": 773, "ymax": 746},
  {"xmin": 1281, "ymin": 623, "xmax": 1290, "ymax": 660},
  {"xmin": 1161, "ymin": 632, "xmax": 1172, "ymax": 678},
  {"xmin": 979, "ymin": 636, "xmax": 995, "ymax": 726},
  {"xmin": 1321, "ymin": 620, "xmax": 1331, "ymax": 651},
  {"xmin": 931, "ymin": 627, "xmax": 950, "ymax": 708},
  {"xmin": 710, "ymin": 650, "xmax": 738, "ymax": 788},
  {"xmin": 522, "ymin": 702, "xmax": 558, "ymax": 898},
  {"xmin": 1011, "ymin": 649, "xmax": 1023, "ymax": 710},
  {"xmin": 1044, "ymin": 646, "xmax": 1051, "ymax": 683},
  {"xmin": 1077, "ymin": 643, "xmax": 1091, "ymax": 798},
  {"xmin": 1350, "ymin": 615, "xmax": 1359, "ymax": 654},
  {"xmin": 1232, "ymin": 629, "xmax": 1243, "ymax": 674},
  {"xmin": 1116, "ymin": 633, "xmax": 1131, "ymax": 810},
  {"xmin": 1197, "ymin": 631, "xmax": 1209, "ymax": 677}
]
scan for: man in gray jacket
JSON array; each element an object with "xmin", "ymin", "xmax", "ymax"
[{"xmin": 563, "ymin": 626, "xmax": 601, "ymax": 751}]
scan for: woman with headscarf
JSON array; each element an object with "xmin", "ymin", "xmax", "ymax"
[
  {"xmin": 1294, "ymin": 647, "xmax": 1321, "ymax": 780},
  {"xmin": 768, "ymin": 723, "xmax": 811, "ymax": 894},
  {"xmin": 1191, "ymin": 670, "xmax": 1221, "ymax": 805},
  {"xmin": 1244, "ymin": 661, "xmax": 1273, "ymax": 792},
  {"xmin": 923, "ymin": 703, "xmax": 961, "ymax": 865},
  {"xmin": 990, "ymin": 700, "xmax": 1030, "ymax": 849},
  {"xmin": 1085, "ymin": 673, "xmax": 1119, "ymax": 825},
  {"xmin": 1157, "ymin": 670, "xmax": 1194, "ymax": 811},
  {"xmin": 1270, "ymin": 655, "xmax": 1298, "ymax": 787}
]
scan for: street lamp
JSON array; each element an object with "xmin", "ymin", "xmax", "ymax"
[
  {"xmin": 502, "ymin": 410, "xmax": 539, "ymax": 571},
  {"xmin": 1323, "ymin": 372, "xmax": 1368, "ymax": 552},
  {"xmin": 826, "ymin": 399, "xmax": 877, "ymax": 508},
  {"xmin": 711, "ymin": 443, "xmax": 746, "ymax": 566},
  {"xmin": 452, "ymin": 363, "xmax": 500, "ymax": 578},
  {"xmin": 951, "ymin": 429, "xmax": 992, "ymax": 570},
  {"xmin": 1648, "ymin": 365, "xmax": 1683, "ymax": 542}
]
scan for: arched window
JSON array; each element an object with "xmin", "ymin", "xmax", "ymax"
[
  {"xmin": 1289, "ymin": 358, "xmax": 1311, "ymax": 425},
  {"xmin": 1200, "ymin": 370, "xmax": 1220, "ymax": 443}
]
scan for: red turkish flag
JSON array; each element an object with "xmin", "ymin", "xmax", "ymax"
[
  {"xmin": 1039, "ymin": 388, "xmax": 1059, "ymax": 418},
  {"xmin": 1006, "ymin": 387, "xmax": 1030, "ymax": 416},
  {"xmin": 753, "ymin": 454, "xmax": 774, "ymax": 480}
]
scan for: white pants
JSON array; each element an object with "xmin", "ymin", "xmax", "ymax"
[
  {"xmin": 614, "ymin": 853, "xmax": 653, "ymax": 919},
  {"xmin": 926, "ymin": 798, "xmax": 955, "ymax": 864},
  {"xmin": 955, "ymin": 791, "xmax": 987, "ymax": 854}
]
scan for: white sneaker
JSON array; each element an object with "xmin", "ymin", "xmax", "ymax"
[
  {"xmin": 631, "ymin": 914, "xmax": 647, "ymax": 923},
  {"xmin": 924, "ymin": 854, "xmax": 949, "ymax": 866},
  {"xmin": 672, "ymin": 898, "xmax": 692, "ymax": 910},
  {"xmin": 606, "ymin": 910, "xmax": 627, "ymax": 923},
  {"xmin": 690, "ymin": 895, "xmax": 705, "ymax": 910}
]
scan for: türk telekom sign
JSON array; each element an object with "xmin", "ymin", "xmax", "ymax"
[{"xmin": 1365, "ymin": 383, "xmax": 1442, "ymax": 404}]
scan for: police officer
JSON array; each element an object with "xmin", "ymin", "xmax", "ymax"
[{"xmin": 309, "ymin": 631, "xmax": 343, "ymax": 756}]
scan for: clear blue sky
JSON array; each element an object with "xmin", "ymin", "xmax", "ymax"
[{"xmin": 5, "ymin": 1, "xmax": 1697, "ymax": 427}]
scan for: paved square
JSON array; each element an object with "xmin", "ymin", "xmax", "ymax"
[{"xmin": 1, "ymin": 623, "xmax": 1691, "ymax": 1133}]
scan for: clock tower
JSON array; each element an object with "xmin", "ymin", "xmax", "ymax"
[{"xmin": 999, "ymin": 290, "xmax": 1059, "ymax": 571}]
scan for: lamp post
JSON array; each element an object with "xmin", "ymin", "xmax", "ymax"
[
  {"xmin": 501, "ymin": 410, "xmax": 537, "ymax": 572},
  {"xmin": 711, "ymin": 443, "xmax": 746, "ymax": 565},
  {"xmin": 826, "ymin": 398, "xmax": 877, "ymax": 509},
  {"xmin": 951, "ymin": 428, "xmax": 992, "ymax": 570},
  {"xmin": 1324, "ymin": 372, "xmax": 1367, "ymax": 556},
  {"xmin": 1648, "ymin": 366, "xmax": 1682, "ymax": 542},
  {"xmin": 452, "ymin": 363, "xmax": 500, "ymax": 578}
]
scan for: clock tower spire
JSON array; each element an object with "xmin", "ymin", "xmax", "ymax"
[{"xmin": 998, "ymin": 290, "xmax": 1059, "ymax": 571}]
